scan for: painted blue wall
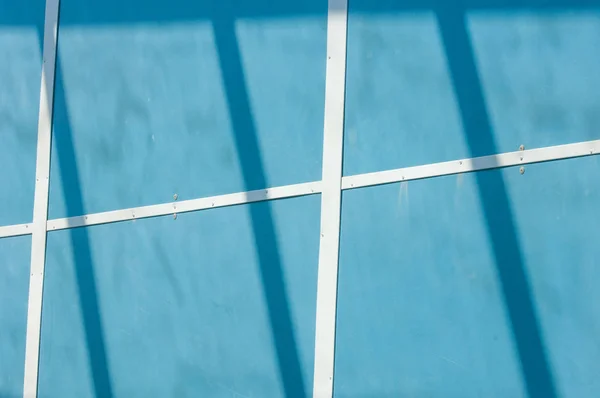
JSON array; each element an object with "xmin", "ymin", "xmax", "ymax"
[
  {"xmin": 2, "ymin": 0, "xmax": 600, "ymax": 397},
  {"xmin": 343, "ymin": 1, "xmax": 600, "ymax": 176},
  {"xmin": 39, "ymin": 196, "xmax": 321, "ymax": 398},
  {"xmin": 335, "ymin": 156, "xmax": 600, "ymax": 397},
  {"xmin": 47, "ymin": 0, "xmax": 327, "ymax": 219},
  {"xmin": 0, "ymin": 236, "xmax": 31, "ymax": 397},
  {"xmin": 0, "ymin": 0, "xmax": 45, "ymax": 226}
]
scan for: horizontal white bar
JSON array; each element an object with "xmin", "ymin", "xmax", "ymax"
[
  {"xmin": 46, "ymin": 181, "xmax": 322, "ymax": 231},
  {"xmin": 0, "ymin": 223, "xmax": 33, "ymax": 239},
  {"xmin": 342, "ymin": 139, "xmax": 600, "ymax": 190},
  {"xmin": 1, "ymin": 139, "xmax": 598, "ymax": 238}
]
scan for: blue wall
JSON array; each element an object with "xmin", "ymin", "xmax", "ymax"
[
  {"xmin": 1, "ymin": 0, "xmax": 600, "ymax": 397},
  {"xmin": 39, "ymin": 196, "xmax": 321, "ymax": 397},
  {"xmin": 335, "ymin": 157, "xmax": 600, "ymax": 397},
  {"xmin": 343, "ymin": 1, "xmax": 600, "ymax": 176},
  {"xmin": 0, "ymin": 0, "xmax": 45, "ymax": 226},
  {"xmin": 48, "ymin": 0, "xmax": 327, "ymax": 219},
  {"xmin": 0, "ymin": 236, "xmax": 31, "ymax": 397}
]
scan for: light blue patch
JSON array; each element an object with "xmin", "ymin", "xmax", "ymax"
[
  {"xmin": 343, "ymin": 1, "xmax": 600, "ymax": 176},
  {"xmin": 0, "ymin": 235, "xmax": 31, "ymax": 397},
  {"xmin": 335, "ymin": 155, "xmax": 600, "ymax": 397},
  {"xmin": 0, "ymin": 0, "xmax": 45, "ymax": 226},
  {"xmin": 39, "ymin": 195, "xmax": 320, "ymax": 398},
  {"xmin": 48, "ymin": 0, "xmax": 327, "ymax": 219}
]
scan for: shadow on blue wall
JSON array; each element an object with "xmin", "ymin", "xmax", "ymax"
[
  {"xmin": 2, "ymin": 0, "xmax": 598, "ymax": 396},
  {"xmin": 40, "ymin": 0, "xmax": 316, "ymax": 397},
  {"xmin": 436, "ymin": 4, "xmax": 557, "ymax": 397},
  {"xmin": 48, "ymin": 56, "xmax": 116, "ymax": 396},
  {"xmin": 211, "ymin": 7, "xmax": 308, "ymax": 398}
]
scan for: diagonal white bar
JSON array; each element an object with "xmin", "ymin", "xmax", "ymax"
[
  {"xmin": 0, "ymin": 140, "xmax": 597, "ymax": 240},
  {"xmin": 46, "ymin": 181, "xmax": 321, "ymax": 231},
  {"xmin": 0, "ymin": 223, "xmax": 32, "ymax": 239},
  {"xmin": 313, "ymin": 1, "xmax": 348, "ymax": 397},
  {"xmin": 23, "ymin": 0, "xmax": 60, "ymax": 396},
  {"xmin": 342, "ymin": 140, "xmax": 600, "ymax": 190}
]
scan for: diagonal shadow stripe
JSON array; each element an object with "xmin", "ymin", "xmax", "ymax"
[
  {"xmin": 436, "ymin": 5, "xmax": 558, "ymax": 398},
  {"xmin": 211, "ymin": 8, "xmax": 308, "ymax": 398},
  {"xmin": 42, "ymin": 29, "xmax": 115, "ymax": 397}
]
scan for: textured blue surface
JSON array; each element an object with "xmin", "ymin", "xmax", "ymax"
[
  {"xmin": 0, "ymin": 0, "xmax": 44, "ymax": 226},
  {"xmin": 0, "ymin": 235, "xmax": 31, "ymax": 398},
  {"xmin": 39, "ymin": 195, "xmax": 320, "ymax": 398},
  {"xmin": 343, "ymin": 2, "xmax": 600, "ymax": 176},
  {"xmin": 335, "ymin": 156, "xmax": 600, "ymax": 397},
  {"xmin": 48, "ymin": 0, "xmax": 327, "ymax": 219}
]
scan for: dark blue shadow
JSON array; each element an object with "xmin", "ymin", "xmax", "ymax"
[
  {"xmin": 436, "ymin": 4, "xmax": 558, "ymax": 397},
  {"xmin": 3, "ymin": 0, "xmax": 600, "ymax": 27},
  {"xmin": 34, "ymin": 0, "xmax": 309, "ymax": 396},
  {"xmin": 41, "ymin": 29, "xmax": 115, "ymax": 397},
  {"xmin": 211, "ymin": 5, "xmax": 308, "ymax": 397}
]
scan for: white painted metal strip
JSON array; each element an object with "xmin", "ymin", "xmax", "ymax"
[
  {"xmin": 0, "ymin": 224, "xmax": 32, "ymax": 239},
  {"xmin": 0, "ymin": 139, "xmax": 595, "ymax": 238},
  {"xmin": 46, "ymin": 181, "xmax": 321, "ymax": 231},
  {"xmin": 313, "ymin": 1, "xmax": 348, "ymax": 397},
  {"xmin": 342, "ymin": 140, "xmax": 600, "ymax": 190},
  {"xmin": 23, "ymin": 0, "xmax": 60, "ymax": 396}
]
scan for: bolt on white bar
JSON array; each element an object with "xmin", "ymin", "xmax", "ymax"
[
  {"xmin": 313, "ymin": 1, "xmax": 348, "ymax": 397},
  {"xmin": 342, "ymin": 140, "xmax": 600, "ymax": 190},
  {"xmin": 46, "ymin": 181, "xmax": 322, "ymax": 231},
  {"xmin": 23, "ymin": 0, "xmax": 60, "ymax": 396}
]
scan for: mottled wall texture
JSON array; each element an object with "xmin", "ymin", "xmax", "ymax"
[{"xmin": 1, "ymin": 0, "xmax": 600, "ymax": 397}]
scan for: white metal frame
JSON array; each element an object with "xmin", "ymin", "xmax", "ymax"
[
  {"xmin": 342, "ymin": 139, "xmax": 600, "ymax": 190},
  {"xmin": 1, "ymin": 140, "xmax": 597, "ymax": 241},
  {"xmin": 312, "ymin": 0, "xmax": 348, "ymax": 397},
  {"xmin": 22, "ymin": 0, "xmax": 60, "ymax": 396},
  {"xmin": 1, "ymin": 0, "xmax": 599, "ymax": 396}
]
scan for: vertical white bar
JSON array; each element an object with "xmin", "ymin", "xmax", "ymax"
[
  {"xmin": 313, "ymin": 0, "xmax": 348, "ymax": 397},
  {"xmin": 23, "ymin": 0, "xmax": 60, "ymax": 396}
]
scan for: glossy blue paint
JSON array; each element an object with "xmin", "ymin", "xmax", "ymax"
[
  {"xmin": 0, "ymin": 0, "xmax": 44, "ymax": 226},
  {"xmin": 335, "ymin": 156, "xmax": 600, "ymax": 397},
  {"xmin": 48, "ymin": 0, "xmax": 327, "ymax": 219},
  {"xmin": 343, "ymin": 1, "xmax": 600, "ymax": 176},
  {"xmin": 39, "ymin": 195, "xmax": 320, "ymax": 398},
  {"xmin": 0, "ymin": 235, "xmax": 31, "ymax": 397}
]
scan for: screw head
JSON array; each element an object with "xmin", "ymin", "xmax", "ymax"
[
  {"xmin": 519, "ymin": 166, "xmax": 525, "ymax": 175},
  {"xmin": 173, "ymin": 213, "xmax": 177, "ymax": 220},
  {"xmin": 519, "ymin": 145, "xmax": 525, "ymax": 151},
  {"xmin": 173, "ymin": 194, "xmax": 178, "ymax": 201}
]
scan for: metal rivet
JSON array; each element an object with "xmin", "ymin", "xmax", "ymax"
[
  {"xmin": 519, "ymin": 144, "xmax": 525, "ymax": 151},
  {"xmin": 459, "ymin": 161, "xmax": 463, "ymax": 165},
  {"xmin": 321, "ymin": 233, "xmax": 324, "ymax": 238},
  {"xmin": 519, "ymin": 167, "xmax": 525, "ymax": 175},
  {"xmin": 520, "ymin": 156, "xmax": 523, "ymax": 161},
  {"xmin": 173, "ymin": 213, "xmax": 177, "ymax": 220},
  {"xmin": 173, "ymin": 194, "xmax": 178, "ymax": 201},
  {"xmin": 211, "ymin": 203, "xmax": 215, "ymax": 207}
]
